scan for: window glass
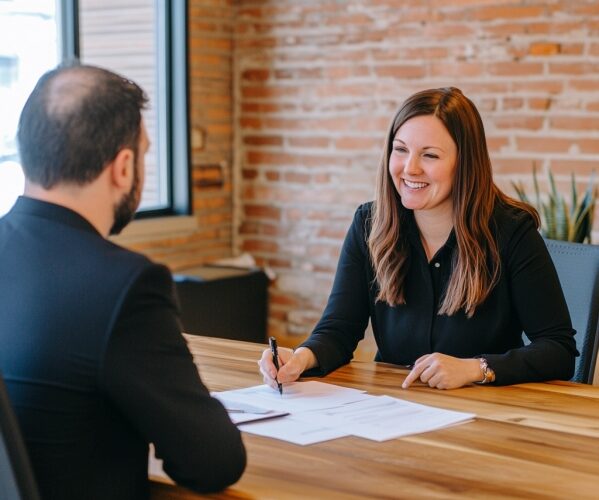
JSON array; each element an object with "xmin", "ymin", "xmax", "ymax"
[
  {"xmin": 79, "ymin": 0, "xmax": 167, "ymax": 211},
  {"xmin": 0, "ymin": 0, "xmax": 60, "ymax": 216}
]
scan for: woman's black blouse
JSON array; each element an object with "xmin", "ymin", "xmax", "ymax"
[{"xmin": 300, "ymin": 202, "xmax": 577, "ymax": 385}]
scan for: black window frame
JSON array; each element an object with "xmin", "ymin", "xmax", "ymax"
[{"xmin": 63, "ymin": 0, "xmax": 191, "ymax": 218}]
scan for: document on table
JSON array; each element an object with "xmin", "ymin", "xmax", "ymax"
[
  {"xmin": 214, "ymin": 381, "xmax": 475, "ymax": 445},
  {"xmin": 238, "ymin": 415, "xmax": 350, "ymax": 445},
  {"xmin": 212, "ymin": 394, "xmax": 290, "ymax": 425},
  {"xmin": 215, "ymin": 380, "xmax": 370, "ymax": 412},
  {"xmin": 295, "ymin": 395, "xmax": 475, "ymax": 442}
]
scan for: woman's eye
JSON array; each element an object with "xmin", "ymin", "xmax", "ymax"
[
  {"xmin": 424, "ymin": 153, "xmax": 439, "ymax": 159},
  {"xmin": 394, "ymin": 147, "xmax": 408, "ymax": 153}
]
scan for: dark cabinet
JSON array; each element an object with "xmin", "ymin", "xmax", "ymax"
[{"xmin": 173, "ymin": 265, "xmax": 268, "ymax": 343}]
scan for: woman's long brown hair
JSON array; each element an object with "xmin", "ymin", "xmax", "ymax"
[{"xmin": 368, "ymin": 87, "xmax": 539, "ymax": 317}]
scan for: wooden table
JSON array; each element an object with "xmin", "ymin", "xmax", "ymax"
[{"xmin": 150, "ymin": 336, "xmax": 599, "ymax": 499}]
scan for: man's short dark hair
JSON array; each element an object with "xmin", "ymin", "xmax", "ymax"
[{"xmin": 17, "ymin": 63, "xmax": 148, "ymax": 189}]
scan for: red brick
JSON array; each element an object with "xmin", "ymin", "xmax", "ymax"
[
  {"xmin": 189, "ymin": 37, "xmax": 231, "ymax": 51},
  {"xmin": 242, "ymin": 239, "xmax": 279, "ymax": 253},
  {"xmin": 550, "ymin": 116, "xmax": 599, "ymax": 130},
  {"xmin": 274, "ymin": 68, "xmax": 322, "ymax": 79},
  {"xmin": 562, "ymin": 43, "xmax": 584, "ymax": 55},
  {"xmin": 470, "ymin": 5, "xmax": 544, "ymax": 21},
  {"xmin": 529, "ymin": 42, "xmax": 561, "ymax": 56},
  {"xmin": 193, "ymin": 196, "xmax": 228, "ymax": 210},
  {"xmin": 549, "ymin": 63, "xmax": 599, "ymax": 75},
  {"xmin": 402, "ymin": 46, "xmax": 449, "ymax": 59},
  {"xmin": 423, "ymin": 24, "xmax": 475, "ymax": 38},
  {"xmin": 483, "ymin": 22, "xmax": 528, "ymax": 37},
  {"xmin": 492, "ymin": 158, "xmax": 538, "ymax": 174},
  {"xmin": 334, "ymin": 137, "xmax": 381, "ymax": 150},
  {"xmin": 569, "ymin": 80, "xmax": 599, "ymax": 92},
  {"xmin": 265, "ymin": 171, "xmax": 280, "ymax": 182},
  {"xmin": 493, "ymin": 116, "xmax": 544, "ymax": 130},
  {"xmin": 244, "ymin": 204, "xmax": 281, "ymax": 220},
  {"xmin": 503, "ymin": 98, "xmax": 524, "ymax": 110},
  {"xmin": 241, "ymin": 102, "xmax": 297, "ymax": 113},
  {"xmin": 550, "ymin": 160, "xmax": 598, "ymax": 176},
  {"xmin": 270, "ymin": 291, "xmax": 299, "ymax": 307},
  {"xmin": 512, "ymin": 81, "xmax": 563, "ymax": 93},
  {"xmin": 486, "ymin": 136, "xmax": 509, "ymax": 152},
  {"xmin": 317, "ymin": 227, "xmax": 347, "ymax": 239},
  {"xmin": 374, "ymin": 65, "xmax": 426, "ymax": 79},
  {"xmin": 283, "ymin": 172, "xmax": 311, "ymax": 184},
  {"xmin": 243, "ymin": 135, "xmax": 283, "ymax": 146},
  {"xmin": 526, "ymin": 21, "xmax": 581, "ymax": 35},
  {"xmin": 241, "ymin": 85, "xmax": 300, "ymax": 99},
  {"xmin": 239, "ymin": 221, "xmax": 259, "ymax": 235},
  {"xmin": 288, "ymin": 137, "xmax": 330, "ymax": 148},
  {"xmin": 241, "ymin": 69, "xmax": 270, "ymax": 81},
  {"xmin": 240, "ymin": 117, "xmax": 262, "ymax": 129},
  {"xmin": 570, "ymin": 3, "xmax": 599, "ymax": 15},
  {"xmin": 528, "ymin": 98, "xmax": 551, "ymax": 111},
  {"xmin": 246, "ymin": 151, "xmax": 296, "ymax": 166},
  {"xmin": 576, "ymin": 139, "xmax": 599, "ymax": 154},
  {"xmin": 430, "ymin": 62, "xmax": 483, "ymax": 77},
  {"xmin": 313, "ymin": 173, "xmax": 331, "ymax": 184},
  {"xmin": 487, "ymin": 62, "xmax": 544, "ymax": 77},
  {"xmin": 516, "ymin": 137, "xmax": 573, "ymax": 153},
  {"xmin": 324, "ymin": 66, "xmax": 352, "ymax": 79}
]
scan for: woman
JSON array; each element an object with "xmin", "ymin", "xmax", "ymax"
[{"xmin": 259, "ymin": 87, "xmax": 577, "ymax": 390}]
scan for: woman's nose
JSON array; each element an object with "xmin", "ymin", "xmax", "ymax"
[{"xmin": 403, "ymin": 155, "xmax": 421, "ymax": 175}]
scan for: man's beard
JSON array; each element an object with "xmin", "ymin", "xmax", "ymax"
[{"xmin": 109, "ymin": 164, "xmax": 141, "ymax": 236}]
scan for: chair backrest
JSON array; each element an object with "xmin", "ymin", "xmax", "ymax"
[
  {"xmin": 0, "ymin": 374, "xmax": 40, "ymax": 500},
  {"xmin": 545, "ymin": 239, "xmax": 599, "ymax": 384}
]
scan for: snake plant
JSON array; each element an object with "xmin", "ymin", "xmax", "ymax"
[{"xmin": 512, "ymin": 167, "xmax": 597, "ymax": 244}]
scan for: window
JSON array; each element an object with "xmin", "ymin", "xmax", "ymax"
[
  {"xmin": 0, "ymin": 0, "xmax": 190, "ymax": 218},
  {"xmin": 0, "ymin": 0, "xmax": 62, "ymax": 216}
]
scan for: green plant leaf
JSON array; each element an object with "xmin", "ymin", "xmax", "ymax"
[
  {"xmin": 533, "ymin": 165, "xmax": 541, "ymax": 211},
  {"xmin": 570, "ymin": 172, "xmax": 578, "ymax": 218},
  {"xmin": 511, "ymin": 181, "xmax": 530, "ymax": 205},
  {"xmin": 513, "ymin": 167, "xmax": 596, "ymax": 243}
]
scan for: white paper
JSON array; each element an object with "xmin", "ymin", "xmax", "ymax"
[
  {"xmin": 212, "ymin": 393, "xmax": 289, "ymax": 425},
  {"xmin": 295, "ymin": 395, "xmax": 475, "ymax": 442},
  {"xmin": 238, "ymin": 415, "xmax": 349, "ymax": 445},
  {"xmin": 214, "ymin": 381, "xmax": 476, "ymax": 445},
  {"xmin": 216, "ymin": 380, "xmax": 369, "ymax": 412}
]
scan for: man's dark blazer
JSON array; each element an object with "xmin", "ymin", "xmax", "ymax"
[{"xmin": 0, "ymin": 197, "xmax": 246, "ymax": 500}]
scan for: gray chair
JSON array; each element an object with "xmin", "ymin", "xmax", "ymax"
[
  {"xmin": 0, "ymin": 374, "xmax": 40, "ymax": 500},
  {"xmin": 545, "ymin": 239, "xmax": 599, "ymax": 384}
]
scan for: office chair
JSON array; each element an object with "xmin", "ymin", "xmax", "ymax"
[
  {"xmin": 0, "ymin": 374, "xmax": 40, "ymax": 500},
  {"xmin": 545, "ymin": 239, "xmax": 599, "ymax": 384}
]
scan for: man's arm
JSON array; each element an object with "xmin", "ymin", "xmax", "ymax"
[{"xmin": 101, "ymin": 264, "xmax": 246, "ymax": 493}]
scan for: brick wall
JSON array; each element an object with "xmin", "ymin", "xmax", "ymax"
[
  {"xmin": 125, "ymin": 0, "xmax": 235, "ymax": 271},
  {"xmin": 234, "ymin": 0, "xmax": 599, "ymax": 346}
]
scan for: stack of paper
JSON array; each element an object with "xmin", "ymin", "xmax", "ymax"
[{"xmin": 213, "ymin": 381, "xmax": 475, "ymax": 446}]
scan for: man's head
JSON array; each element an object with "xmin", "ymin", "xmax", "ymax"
[
  {"xmin": 18, "ymin": 63, "xmax": 148, "ymax": 188},
  {"xmin": 17, "ymin": 63, "xmax": 149, "ymax": 234}
]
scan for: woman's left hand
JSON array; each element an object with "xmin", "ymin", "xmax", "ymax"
[{"xmin": 402, "ymin": 353, "xmax": 483, "ymax": 390}]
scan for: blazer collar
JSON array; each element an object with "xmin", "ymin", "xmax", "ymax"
[{"xmin": 10, "ymin": 196, "xmax": 101, "ymax": 236}]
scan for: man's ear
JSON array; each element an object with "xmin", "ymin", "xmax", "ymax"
[{"xmin": 109, "ymin": 148, "xmax": 135, "ymax": 190}]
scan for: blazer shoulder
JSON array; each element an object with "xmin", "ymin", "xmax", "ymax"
[{"xmin": 492, "ymin": 203, "xmax": 539, "ymax": 251}]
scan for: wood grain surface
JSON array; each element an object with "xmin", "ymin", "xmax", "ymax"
[{"xmin": 150, "ymin": 335, "xmax": 599, "ymax": 499}]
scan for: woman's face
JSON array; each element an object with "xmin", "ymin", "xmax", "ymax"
[{"xmin": 389, "ymin": 114, "xmax": 458, "ymax": 218}]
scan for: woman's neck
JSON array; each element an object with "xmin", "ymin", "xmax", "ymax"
[{"xmin": 414, "ymin": 209, "xmax": 454, "ymax": 262}]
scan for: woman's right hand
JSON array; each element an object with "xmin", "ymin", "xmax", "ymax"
[{"xmin": 258, "ymin": 346, "xmax": 317, "ymax": 390}]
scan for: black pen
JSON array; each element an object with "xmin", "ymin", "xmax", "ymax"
[{"xmin": 269, "ymin": 336, "xmax": 283, "ymax": 396}]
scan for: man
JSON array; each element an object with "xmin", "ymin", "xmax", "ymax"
[{"xmin": 0, "ymin": 64, "xmax": 246, "ymax": 499}]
